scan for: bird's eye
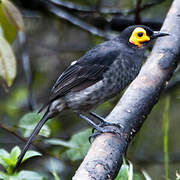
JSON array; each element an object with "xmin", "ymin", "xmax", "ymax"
[{"xmin": 137, "ymin": 32, "xmax": 143, "ymax": 37}]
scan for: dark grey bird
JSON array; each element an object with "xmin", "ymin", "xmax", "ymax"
[{"xmin": 14, "ymin": 25, "xmax": 168, "ymax": 170}]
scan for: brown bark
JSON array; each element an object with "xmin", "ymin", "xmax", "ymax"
[{"xmin": 73, "ymin": 0, "xmax": 180, "ymax": 179}]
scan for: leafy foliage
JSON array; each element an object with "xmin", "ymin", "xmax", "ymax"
[
  {"xmin": 176, "ymin": 171, "xmax": 180, "ymax": 180},
  {"xmin": 0, "ymin": 35, "xmax": 16, "ymax": 87},
  {"xmin": 115, "ymin": 161, "xmax": 152, "ymax": 180},
  {"xmin": 0, "ymin": 2, "xmax": 16, "ymax": 43},
  {"xmin": 0, "ymin": 0, "xmax": 24, "ymax": 87},
  {"xmin": 18, "ymin": 112, "xmax": 51, "ymax": 138},
  {"xmin": 0, "ymin": 170, "xmax": 45, "ymax": 180},
  {"xmin": 0, "ymin": 146, "xmax": 43, "ymax": 179},
  {"xmin": 1, "ymin": 0, "xmax": 24, "ymax": 32},
  {"xmin": 142, "ymin": 170, "xmax": 152, "ymax": 180},
  {"xmin": 65, "ymin": 128, "xmax": 91, "ymax": 161},
  {"xmin": 50, "ymin": 161, "xmax": 61, "ymax": 180},
  {"xmin": 45, "ymin": 138, "xmax": 77, "ymax": 149},
  {"xmin": 46, "ymin": 128, "xmax": 91, "ymax": 161},
  {"xmin": 115, "ymin": 162, "xmax": 143, "ymax": 180}
]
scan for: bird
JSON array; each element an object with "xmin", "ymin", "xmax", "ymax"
[{"xmin": 14, "ymin": 25, "xmax": 169, "ymax": 170}]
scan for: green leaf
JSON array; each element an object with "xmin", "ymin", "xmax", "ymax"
[
  {"xmin": 0, "ymin": 147, "xmax": 42, "ymax": 176},
  {"xmin": 0, "ymin": 149, "xmax": 13, "ymax": 174},
  {"xmin": 17, "ymin": 170, "xmax": 45, "ymax": 180},
  {"xmin": 133, "ymin": 174, "xmax": 143, "ymax": 180},
  {"xmin": 0, "ymin": 158, "xmax": 8, "ymax": 169},
  {"xmin": 176, "ymin": 171, "xmax": 180, "ymax": 180},
  {"xmin": 0, "ymin": 35, "xmax": 17, "ymax": 87},
  {"xmin": 0, "ymin": 170, "xmax": 45, "ymax": 180},
  {"xmin": 1, "ymin": 0, "xmax": 24, "ymax": 32},
  {"xmin": 0, "ymin": 171, "xmax": 8, "ymax": 179},
  {"xmin": 52, "ymin": 170, "xmax": 60, "ymax": 180},
  {"xmin": 0, "ymin": 4, "xmax": 16, "ymax": 43},
  {"xmin": 45, "ymin": 139, "xmax": 77, "ymax": 149},
  {"xmin": 50, "ymin": 161, "xmax": 61, "ymax": 180},
  {"xmin": 115, "ymin": 164, "xmax": 129, "ymax": 180},
  {"xmin": 0, "ymin": 149, "xmax": 10, "ymax": 168},
  {"xmin": 19, "ymin": 112, "xmax": 51, "ymax": 138},
  {"xmin": 0, "ymin": 149, "xmax": 10, "ymax": 159},
  {"xmin": 65, "ymin": 128, "xmax": 91, "ymax": 161},
  {"xmin": 115, "ymin": 163, "xmax": 142, "ymax": 180},
  {"xmin": 22, "ymin": 150, "xmax": 42, "ymax": 163},
  {"xmin": 2, "ymin": 157, "xmax": 12, "ymax": 167},
  {"xmin": 10, "ymin": 146, "xmax": 21, "ymax": 166},
  {"xmin": 142, "ymin": 170, "xmax": 152, "ymax": 180}
]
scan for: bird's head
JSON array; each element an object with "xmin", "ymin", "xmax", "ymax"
[{"xmin": 120, "ymin": 25, "xmax": 169, "ymax": 48}]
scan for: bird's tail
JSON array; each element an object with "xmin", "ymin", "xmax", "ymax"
[{"xmin": 14, "ymin": 110, "xmax": 53, "ymax": 171}]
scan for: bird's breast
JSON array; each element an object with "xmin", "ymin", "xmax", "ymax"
[
  {"xmin": 65, "ymin": 54, "xmax": 142, "ymax": 112},
  {"xmin": 103, "ymin": 57, "xmax": 141, "ymax": 91}
]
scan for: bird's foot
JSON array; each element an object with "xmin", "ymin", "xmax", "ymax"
[
  {"xmin": 89, "ymin": 112, "xmax": 122, "ymax": 133},
  {"xmin": 89, "ymin": 112, "xmax": 124, "ymax": 142},
  {"xmin": 78, "ymin": 112, "xmax": 123, "ymax": 143},
  {"xmin": 88, "ymin": 123, "xmax": 123, "ymax": 143}
]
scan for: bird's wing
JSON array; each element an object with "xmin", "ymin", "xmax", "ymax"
[
  {"xmin": 39, "ymin": 41, "xmax": 121, "ymax": 111},
  {"xmin": 49, "ymin": 41, "xmax": 122, "ymax": 101},
  {"xmin": 49, "ymin": 62, "xmax": 108, "ymax": 102}
]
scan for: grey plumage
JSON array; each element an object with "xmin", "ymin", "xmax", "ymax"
[{"xmin": 58, "ymin": 41, "xmax": 144, "ymax": 112}]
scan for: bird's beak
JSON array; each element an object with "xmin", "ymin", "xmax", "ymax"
[{"xmin": 151, "ymin": 31, "xmax": 169, "ymax": 39}]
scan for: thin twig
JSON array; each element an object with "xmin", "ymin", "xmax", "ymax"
[
  {"xmin": 43, "ymin": 0, "xmax": 110, "ymax": 39},
  {"xmin": 18, "ymin": 0, "xmax": 164, "ymax": 38},
  {"xmin": 128, "ymin": 0, "xmax": 164, "ymax": 15},
  {"xmin": 0, "ymin": 122, "xmax": 25, "ymax": 142},
  {"xmin": 0, "ymin": 121, "xmax": 56, "ymax": 159},
  {"xmin": 135, "ymin": 0, "xmax": 142, "ymax": 24},
  {"xmin": 47, "ymin": 0, "xmax": 124, "ymax": 14},
  {"xmin": 47, "ymin": 0, "xmax": 164, "ymax": 15}
]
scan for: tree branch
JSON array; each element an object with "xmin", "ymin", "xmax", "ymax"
[
  {"xmin": 73, "ymin": 0, "xmax": 180, "ymax": 179},
  {"xmin": 45, "ymin": 1, "xmax": 110, "ymax": 39},
  {"xmin": 18, "ymin": 0, "xmax": 163, "ymax": 38},
  {"xmin": 135, "ymin": 0, "xmax": 142, "ymax": 24},
  {"xmin": 48, "ymin": 0, "xmax": 164, "ymax": 15}
]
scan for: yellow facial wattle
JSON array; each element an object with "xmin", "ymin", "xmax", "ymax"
[{"xmin": 129, "ymin": 27, "xmax": 150, "ymax": 48}]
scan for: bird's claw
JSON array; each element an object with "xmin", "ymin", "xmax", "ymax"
[
  {"xmin": 89, "ymin": 112, "xmax": 123, "ymax": 143},
  {"xmin": 89, "ymin": 132, "xmax": 100, "ymax": 143},
  {"xmin": 89, "ymin": 124, "xmax": 123, "ymax": 143},
  {"xmin": 91, "ymin": 121, "xmax": 122, "ymax": 133},
  {"xmin": 90, "ymin": 111, "xmax": 122, "ymax": 134},
  {"xmin": 78, "ymin": 112, "xmax": 123, "ymax": 143}
]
